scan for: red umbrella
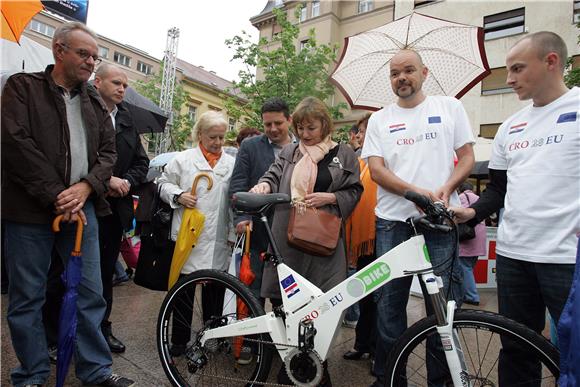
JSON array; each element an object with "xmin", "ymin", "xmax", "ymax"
[
  {"xmin": 239, "ymin": 225, "xmax": 255, "ymax": 286},
  {"xmin": 233, "ymin": 225, "xmax": 255, "ymax": 359}
]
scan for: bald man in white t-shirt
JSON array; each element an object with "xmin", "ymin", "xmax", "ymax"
[
  {"xmin": 454, "ymin": 31, "xmax": 579, "ymax": 384},
  {"xmin": 361, "ymin": 49, "xmax": 475, "ymax": 387}
]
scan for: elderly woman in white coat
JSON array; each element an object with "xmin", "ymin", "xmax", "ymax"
[{"xmin": 158, "ymin": 110, "xmax": 235, "ymax": 356}]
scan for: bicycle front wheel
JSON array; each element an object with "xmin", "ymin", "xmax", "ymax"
[
  {"xmin": 385, "ymin": 310, "xmax": 559, "ymax": 386},
  {"xmin": 157, "ymin": 269, "xmax": 274, "ymax": 386}
]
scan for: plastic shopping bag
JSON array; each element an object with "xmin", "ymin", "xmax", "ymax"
[{"xmin": 222, "ymin": 233, "xmax": 244, "ymax": 321}]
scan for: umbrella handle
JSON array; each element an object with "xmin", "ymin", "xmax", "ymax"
[
  {"xmin": 191, "ymin": 172, "xmax": 213, "ymax": 194},
  {"xmin": 52, "ymin": 215, "xmax": 84, "ymax": 254},
  {"xmin": 244, "ymin": 224, "xmax": 251, "ymax": 254}
]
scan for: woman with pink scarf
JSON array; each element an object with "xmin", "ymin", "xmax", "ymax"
[{"xmin": 251, "ymin": 97, "xmax": 363, "ymax": 386}]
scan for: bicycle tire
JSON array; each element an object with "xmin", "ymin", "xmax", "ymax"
[
  {"xmin": 385, "ymin": 309, "xmax": 559, "ymax": 386},
  {"xmin": 157, "ymin": 269, "xmax": 274, "ymax": 386}
]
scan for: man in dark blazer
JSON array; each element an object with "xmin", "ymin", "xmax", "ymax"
[
  {"xmin": 229, "ymin": 97, "xmax": 294, "ymax": 302},
  {"xmin": 94, "ymin": 64, "xmax": 149, "ymax": 353}
]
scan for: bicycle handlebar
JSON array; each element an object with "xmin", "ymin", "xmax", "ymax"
[{"xmin": 404, "ymin": 190, "xmax": 454, "ymax": 234}]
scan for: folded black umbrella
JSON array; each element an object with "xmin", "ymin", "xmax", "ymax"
[{"xmin": 124, "ymin": 87, "xmax": 168, "ymax": 134}]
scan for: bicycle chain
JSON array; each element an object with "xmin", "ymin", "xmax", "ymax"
[{"xmin": 191, "ymin": 336, "xmax": 300, "ymax": 386}]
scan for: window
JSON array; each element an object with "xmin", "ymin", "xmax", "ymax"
[
  {"xmin": 358, "ymin": 0, "xmax": 373, "ymax": 14},
  {"xmin": 311, "ymin": 0, "xmax": 320, "ymax": 17},
  {"xmin": 274, "ymin": 0, "xmax": 283, "ymax": 5},
  {"xmin": 29, "ymin": 20, "xmax": 55, "ymax": 37},
  {"xmin": 137, "ymin": 61, "xmax": 152, "ymax": 75},
  {"xmin": 188, "ymin": 105, "xmax": 197, "ymax": 124},
  {"xmin": 480, "ymin": 123, "xmax": 501, "ymax": 139},
  {"xmin": 574, "ymin": 0, "xmax": 580, "ymax": 23},
  {"xmin": 484, "ymin": 8, "xmax": 525, "ymax": 40},
  {"xmin": 272, "ymin": 23, "xmax": 282, "ymax": 39},
  {"xmin": 113, "ymin": 52, "xmax": 131, "ymax": 67},
  {"xmin": 299, "ymin": 39, "xmax": 310, "ymax": 51},
  {"xmin": 299, "ymin": 4, "xmax": 307, "ymax": 21},
  {"xmin": 481, "ymin": 67, "xmax": 512, "ymax": 95},
  {"xmin": 228, "ymin": 118, "xmax": 236, "ymax": 132},
  {"xmin": 98, "ymin": 46, "xmax": 109, "ymax": 59},
  {"xmin": 147, "ymin": 138, "xmax": 156, "ymax": 153},
  {"xmin": 414, "ymin": 0, "xmax": 441, "ymax": 7}
]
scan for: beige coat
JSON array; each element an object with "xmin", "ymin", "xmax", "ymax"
[{"xmin": 259, "ymin": 143, "xmax": 363, "ymax": 299}]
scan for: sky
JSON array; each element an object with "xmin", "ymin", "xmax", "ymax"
[{"xmin": 86, "ymin": 0, "xmax": 268, "ymax": 82}]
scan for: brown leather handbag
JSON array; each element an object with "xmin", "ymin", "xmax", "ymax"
[{"xmin": 287, "ymin": 206, "xmax": 341, "ymax": 256}]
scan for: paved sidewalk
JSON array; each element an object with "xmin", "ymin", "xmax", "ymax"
[{"xmin": 1, "ymin": 280, "xmax": 499, "ymax": 386}]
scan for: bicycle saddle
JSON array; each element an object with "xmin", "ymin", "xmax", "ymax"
[{"xmin": 232, "ymin": 192, "xmax": 291, "ymax": 213}]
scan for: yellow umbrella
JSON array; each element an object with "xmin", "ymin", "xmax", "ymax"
[
  {"xmin": 1, "ymin": 0, "xmax": 44, "ymax": 43},
  {"xmin": 168, "ymin": 172, "xmax": 213, "ymax": 289}
]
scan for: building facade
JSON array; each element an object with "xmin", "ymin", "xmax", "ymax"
[
  {"xmin": 250, "ymin": 0, "xmax": 580, "ymax": 144},
  {"xmin": 176, "ymin": 59, "xmax": 246, "ymax": 148},
  {"xmin": 21, "ymin": 10, "xmax": 245, "ymax": 152},
  {"xmin": 24, "ymin": 11, "xmax": 160, "ymax": 83}
]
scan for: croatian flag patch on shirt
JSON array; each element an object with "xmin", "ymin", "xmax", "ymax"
[
  {"xmin": 428, "ymin": 116, "xmax": 441, "ymax": 124},
  {"xmin": 509, "ymin": 122, "xmax": 527, "ymax": 134},
  {"xmin": 281, "ymin": 274, "xmax": 300, "ymax": 298},
  {"xmin": 557, "ymin": 112, "xmax": 577, "ymax": 123},
  {"xmin": 389, "ymin": 123, "xmax": 406, "ymax": 133}
]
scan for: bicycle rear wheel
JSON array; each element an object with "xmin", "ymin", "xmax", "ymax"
[
  {"xmin": 157, "ymin": 269, "xmax": 274, "ymax": 386},
  {"xmin": 385, "ymin": 310, "xmax": 559, "ymax": 387}
]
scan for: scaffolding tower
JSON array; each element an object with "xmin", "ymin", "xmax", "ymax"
[{"xmin": 156, "ymin": 27, "xmax": 180, "ymax": 154}]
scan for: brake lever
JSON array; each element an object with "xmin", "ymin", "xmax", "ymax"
[{"xmin": 415, "ymin": 217, "xmax": 453, "ymax": 233}]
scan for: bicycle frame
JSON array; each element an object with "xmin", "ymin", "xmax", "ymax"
[{"xmin": 200, "ymin": 232, "xmax": 469, "ymax": 386}]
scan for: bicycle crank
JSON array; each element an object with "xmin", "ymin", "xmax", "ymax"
[{"xmin": 284, "ymin": 348, "xmax": 323, "ymax": 387}]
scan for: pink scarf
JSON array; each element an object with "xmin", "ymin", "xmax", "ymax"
[{"xmin": 290, "ymin": 136, "xmax": 336, "ymax": 204}]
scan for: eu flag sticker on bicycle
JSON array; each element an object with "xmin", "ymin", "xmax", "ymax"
[{"xmin": 281, "ymin": 274, "xmax": 300, "ymax": 298}]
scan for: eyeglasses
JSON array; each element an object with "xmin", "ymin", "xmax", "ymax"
[{"xmin": 59, "ymin": 43, "xmax": 102, "ymax": 65}]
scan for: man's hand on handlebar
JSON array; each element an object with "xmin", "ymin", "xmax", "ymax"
[
  {"xmin": 409, "ymin": 187, "xmax": 438, "ymax": 212},
  {"xmin": 449, "ymin": 206, "xmax": 476, "ymax": 224},
  {"xmin": 250, "ymin": 183, "xmax": 271, "ymax": 195}
]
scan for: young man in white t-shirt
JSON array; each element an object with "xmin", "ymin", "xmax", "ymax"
[
  {"xmin": 361, "ymin": 49, "xmax": 475, "ymax": 387},
  {"xmin": 454, "ymin": 31, "xmax": 579, "ymax": 384}
]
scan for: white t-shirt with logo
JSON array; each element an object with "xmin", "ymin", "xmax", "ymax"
[
  {"xmin": 361, "ymin": 95, "xmax": 475, "ymax": 222},
  {"xmin": 489, "ymin": 87, "xmax": 580, "ymax": 264}
]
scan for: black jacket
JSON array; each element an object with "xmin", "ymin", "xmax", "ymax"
[
  {"xmin": 228, "ymin": 134, "xmax": 277, "ymax": 251},
  {"xmin": 1, "ymin": 65, "xmax": 116, "ymax": 223},
  {"xmin": 107, "ymin": 101, "xmax": 149, "ymax": 230}
]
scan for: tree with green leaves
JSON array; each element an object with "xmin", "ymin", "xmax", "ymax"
[
  {"xmin": 224, "ymin": 6, "xmax": 346, "ymax": 134},
  {"xmin": 564, "ymin": 23, "xmax": 580, "ymax": 89},
  {"xmin": 134, "ymin": 63, "xmax": 193, "ymax": 152}
]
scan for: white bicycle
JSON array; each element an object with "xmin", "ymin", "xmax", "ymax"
[{"xmin": 157, "ymin": 191, "xmax": 559, "ymax": 386}]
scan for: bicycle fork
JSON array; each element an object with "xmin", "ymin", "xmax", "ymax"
[{"xmin": 421, "ymin": 273, "xmax": 470, "ymax": 387}]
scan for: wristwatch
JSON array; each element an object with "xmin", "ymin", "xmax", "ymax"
[{"xmin": 173, "ymin": 192, "xmax": 183, "ymax": 204}]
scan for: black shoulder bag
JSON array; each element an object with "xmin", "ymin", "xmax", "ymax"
[
  {"xmin": 134, "ymin": 183, "xmax": 176, "ymax": 291},
  {"xmin": 457, "ymin": 193, "xmax": 476, "ymax": 241}
]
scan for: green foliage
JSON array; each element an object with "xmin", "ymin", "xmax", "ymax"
[
  {"xmin": 224, "ymin": 6, "xmax": 346, "ymax": 130},
  {"xmin": 564, "ymin": 23, "xmax": 580, "ymax": 89},
  {"xmin": 133, "ymin": 63, "xmax": 193, "ymax": 152},
  {"xmin": 225, "ymin": 129, "xmax": 238, "ymax": 144},
  {"xmin": 333, "ymin": 124, "xmax": 352, "ymax": 144},
  {"xmin": 564, "ymin": 57, "xmax": 580, "ymax": 88}
]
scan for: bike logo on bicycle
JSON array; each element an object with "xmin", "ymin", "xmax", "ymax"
[
  {"xmin": 346, "ymin": 262, "xmax": 391, "ymax": 298},
  {"xmin": 423, "ymin": 245, "xmax": 431, "ymax": 262}
]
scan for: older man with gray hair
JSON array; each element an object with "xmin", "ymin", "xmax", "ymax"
[{"xmin": 1, "ymin": 22, "xmax": 134, "ymax": 387}]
